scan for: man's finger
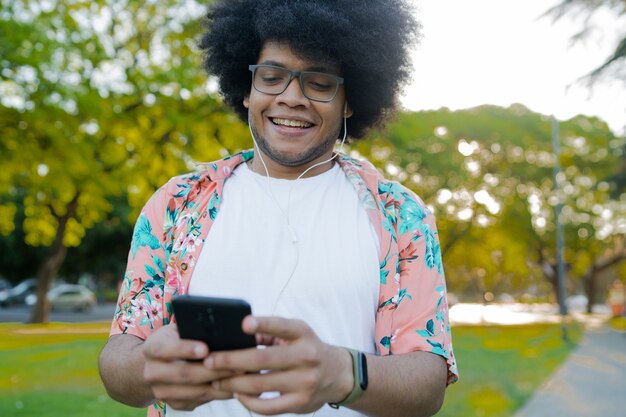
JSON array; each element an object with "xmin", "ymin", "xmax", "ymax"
[
  {"xmin": 145, "ymin": 360, "xmax": 237, "ymax": 385},
  {"xmin": 144, "ymin": 340, "xmax": 208, "ymax": 361},
  {"xmin": 210, "ymin": 343, "xmax": 318, "ymax": 372},
  {"xmin": 216, "ymin": 368, "xmax": 315, "ymax": 395},
  {"xmin": 236, "ymin": 391, "xmax": 314, "ymax": 415},
  {"xmin": 153, "ymin": 383, "xmax": 234, "ymax": 410},
  {"xmin": 142, "ymin": 326, "xmax": 208, "ymax": 361},
  {"xmin": 243, "ymin": 316, "xmax": 310, "ymax": 340},
  {"xmin": 154, "ymin": 383, "xmax": 234, "ymax": 402}
]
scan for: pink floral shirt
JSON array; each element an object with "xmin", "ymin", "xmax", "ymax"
[{"xmin": 110, "ymin": 150, "xmax": 458, "ymax": 416}]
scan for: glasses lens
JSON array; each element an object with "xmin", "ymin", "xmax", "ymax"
[
  {"xmin": 253, "ymin": 66, "xmax": 291, "ymax": 95},
  {"xmin": 301, "ymin": 73, "xmax": 339, "ymax": 102}
]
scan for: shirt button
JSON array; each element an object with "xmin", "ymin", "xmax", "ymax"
[{"xmin": 181, "ymin": 263, "xmax": 188, "ymax": 270}]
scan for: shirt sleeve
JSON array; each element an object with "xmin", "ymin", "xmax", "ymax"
[
  {"xmin": 391, "ymin": 192, "xmax": 458, "ymax": 385},
  {"xmin": 109, "ymin": 184, "xmax": 171, "ymax": 340}
]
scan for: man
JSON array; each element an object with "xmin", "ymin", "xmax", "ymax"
[{"xmin": 99, "ymin": 1, "xmax": 458, "ymax": 417}]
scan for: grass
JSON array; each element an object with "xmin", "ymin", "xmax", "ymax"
[
  {"xmin": 609, "ymin": 316, "xmax": 626, "ymax": 331},
  {"xmin": 0, "ymin": 321, "xmax": 582, "ymax": 417},
  {"xmin": 0, "ymin": 322, "xmax": 144, "ymax": 417},
  {"xmin": 437, "ymin": 323, "xmax": 582, "ymax": 417}
]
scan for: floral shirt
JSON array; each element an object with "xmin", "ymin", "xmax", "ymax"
[{"xmin": 110, "ymin": 150, "xmax": 458, "ymax": 417}]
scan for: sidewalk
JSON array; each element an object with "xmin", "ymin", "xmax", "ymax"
[{"xmin": 513, "ymin": 325, "xmax": 626, "ymax": 417}]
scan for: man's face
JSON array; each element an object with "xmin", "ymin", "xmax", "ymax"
[{"xmin": 244, "ymin": 41, "xmax": 352, "ymax": 176}]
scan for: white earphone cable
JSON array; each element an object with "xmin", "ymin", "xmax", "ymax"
[
  {"xmin": 243, "ymin": 106, "xmax": 348, "ymax": 417},
  {"xmin": 248, "ymin": 109, "xmax": 348, "ymax": 244}
]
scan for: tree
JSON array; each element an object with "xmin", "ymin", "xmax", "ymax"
[
  {"xmin": 542, "ymin": 1, "xmax": 626, "ymax": 310},
  {"xmin": 0, "ymin": 0, "xmax": 249, "ymax": 322},
  {"xmin": 543, "ymin": 0, "xmax": 626, "ymax": 85},
  {"xmin": 354, "ymin": 105, "xmax": 625, "ymax": 307},
  {"xmin": 558, "ymin": 116, "xmax": 626, "ymax": 310}
]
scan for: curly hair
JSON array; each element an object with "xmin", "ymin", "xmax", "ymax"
[{"xmin": 199, "ymin": 0, "xmax": 419, "ymax": 139}]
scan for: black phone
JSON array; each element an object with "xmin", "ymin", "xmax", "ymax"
[{"xmin": 172, "ymin": 295, "xmax": 257, "ymax": 351}]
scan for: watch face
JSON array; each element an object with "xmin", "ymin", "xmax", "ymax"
[{"xmin": 358, "ymin": 351, "xmax": 368, "ymax": 390}]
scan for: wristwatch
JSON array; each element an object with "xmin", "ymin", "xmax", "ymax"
[{"xmin": 329, "ymin": 348, "xmax": 368, "ymax": 409}]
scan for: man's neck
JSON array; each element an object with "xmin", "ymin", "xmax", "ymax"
[{"xmin": 249, "ymin": 151, "xmax": 336, "ymax": 180}]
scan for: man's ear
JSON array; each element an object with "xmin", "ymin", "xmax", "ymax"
[
  {"xmin": 243, "ymin": 94, "xmax": 250, "ymax": 109},
  {"xmin": 344, "ymin": 102, "xmax": 353, "ymax": 118}
]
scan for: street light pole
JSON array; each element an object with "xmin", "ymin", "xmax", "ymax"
[{"xmin": 552, "ymin": 116, "xmax": 568, "ymax": 342}]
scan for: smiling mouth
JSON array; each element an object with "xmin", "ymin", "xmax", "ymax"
[{"xmin": 270, "ymin": 117, "xmax": 313, "ymax": 128}]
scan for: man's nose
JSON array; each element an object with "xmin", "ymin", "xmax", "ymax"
[{"xmin": 277, "ymin": 77, "xmax": 309, "ymax": 106}]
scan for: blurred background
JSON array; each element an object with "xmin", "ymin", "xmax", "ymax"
[{"xmin": 0, "ymin": 1, "xmax": 624, "ymax": 417}]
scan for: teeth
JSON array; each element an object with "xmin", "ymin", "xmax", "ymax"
[{"xmin": 272, "ymin": 118, "xmax": 312, "ymax": 128}]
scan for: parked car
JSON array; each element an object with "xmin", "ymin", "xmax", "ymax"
[
  {"xmin": 47, "ymin": 284, "xmax": 97, "ymax": 312},
  {"xmin": 0, "ymin": 278, "xmax": 12, "ymax": 304},
  {"xmin": 0, "ymin": 278, "xmax": 37, "ymax": 307}
]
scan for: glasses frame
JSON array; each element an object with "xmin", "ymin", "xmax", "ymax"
[{"xmin": 248, "ymin": 64, "xmax": 344, "ymax": 103}]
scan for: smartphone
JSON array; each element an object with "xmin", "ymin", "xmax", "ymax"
[{"xmin": 172, "ymin": 295, "xmax": 257, "ymax": 351}]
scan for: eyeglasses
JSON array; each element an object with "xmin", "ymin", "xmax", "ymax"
[{"xmin": 248, "ymin": 64, "xmax": 344, "ymax": 102}]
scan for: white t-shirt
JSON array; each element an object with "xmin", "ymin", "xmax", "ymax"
[{"xmin": 168, "ymin": 162, "xmax": 379, "ymax": 417}]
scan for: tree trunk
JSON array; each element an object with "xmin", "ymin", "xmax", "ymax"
[
  {"xmin": 29, "ymin": 194, "xmax": 79, "ymax": 323},
  {"xmin": 583, "ymin": 267, "xmax": 596, "ymax": 314},
  {"xmin": 30, "ymin": 244, "xmax": 68, "ymax": 323},
  {"xmin": 581, "ymin": 251, "xmax": 626, "ymax": 315},
  {"xmin": 539, "ymin": 258, "xmax": 559, "ymax": 303}
]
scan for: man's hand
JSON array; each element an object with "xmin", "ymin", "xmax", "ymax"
[
  {"xmin": 141, "ymin": 324, "xmax": 240, "ymax": 411},
  {"xmin": 207, "ymin": 316, "xmax": 354, "ymax": 415}
]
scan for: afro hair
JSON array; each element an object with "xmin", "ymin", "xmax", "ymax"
[{"xmin": 199, "ymin": 0, "xmax": 420, "ymax": 139}]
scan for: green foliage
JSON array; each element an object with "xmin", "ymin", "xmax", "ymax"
[
  {"xmin": 1, "ymin": 1, "xmax": 624, "ymax": 309},
  {"xmin": 0, "ymin": 194, "xmax": 48, "ymax": 282},
  {"xmin": 0, "ymin": 0, "xmax": 255, "ymax": 304},
  {"xmin": 60, "ymin": 196, "xmax": 133, "ymax": 284},
  {"xmin": 0, "ymin": 0, "xmax": 248, "ymax": 250},
  {"xmin": 355, "ymin": 105, "xmax": 625, "ymax": 298}
]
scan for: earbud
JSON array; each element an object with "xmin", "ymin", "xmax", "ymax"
[{"xmin": 344, "ymin": 101, "xmax": 348, "ymax": 116}]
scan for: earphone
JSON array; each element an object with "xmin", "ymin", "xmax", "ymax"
[
  {"xmin": 247, "ymin": 103, "xmax": 349, "ymax": 244},
  {"xmin": 246, "ymin": 102, "xmax": 349, "ymax": 308},
  {"xmin": 242, "ymin": 110, "xmax": 348, "ymax": 417}
]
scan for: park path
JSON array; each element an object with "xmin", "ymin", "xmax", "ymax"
[{"xmin": 513, "ymin": 324, "xmax": 626, "ymax": 417}]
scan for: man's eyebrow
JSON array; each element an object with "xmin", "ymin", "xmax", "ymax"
[
  {"xmin": 259, "ymin": 60, "xmax": 335, "ymax": 74},
  {"xmin": 259, "ymin": 60, "xmax": 286, "ymax": 68}
]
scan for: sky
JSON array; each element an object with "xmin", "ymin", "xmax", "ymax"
[{"xmin": 401, "ymin": 0, "xmax": 626, "ymax": 134}]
